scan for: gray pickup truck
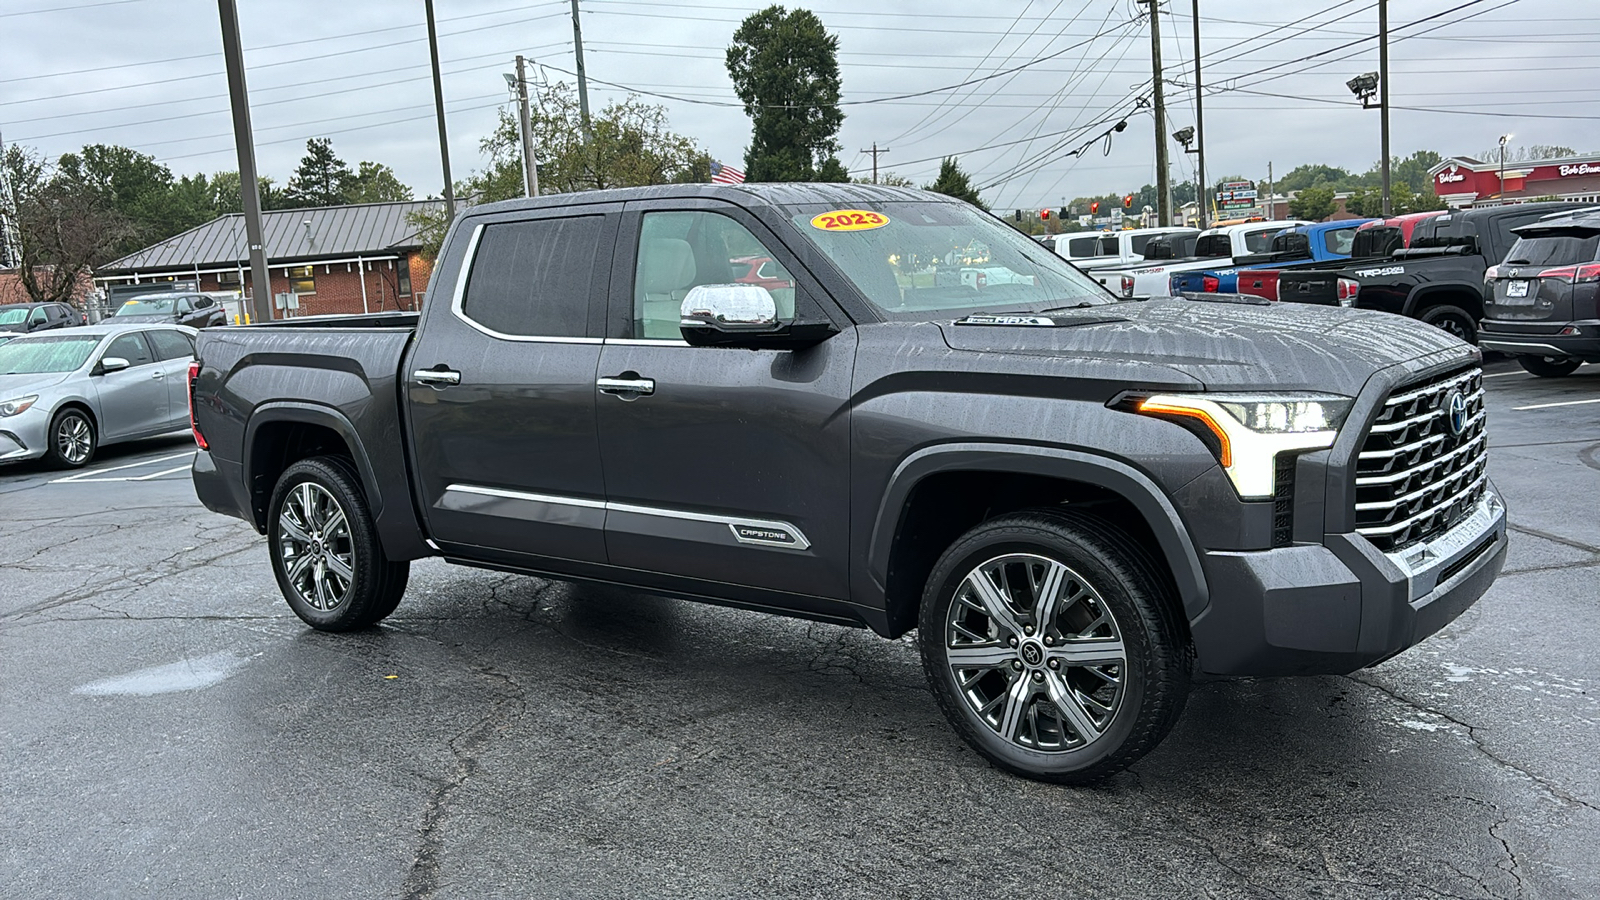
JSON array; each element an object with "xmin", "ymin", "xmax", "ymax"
[{"xmin": 189, "ymin": 184, "xmax": 1507, "ymax": 783}]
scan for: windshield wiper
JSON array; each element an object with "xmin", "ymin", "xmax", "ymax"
[{"xmin": 1036, "ymin": 301, "xmax": 1099, "ymax": 313}]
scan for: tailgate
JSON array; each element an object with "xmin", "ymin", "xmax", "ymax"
[{"xmin": 1274, "ymin": 269, "xmax": 1341, "ymax": 305}]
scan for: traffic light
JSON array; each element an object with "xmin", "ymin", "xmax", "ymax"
[
  {"xmin": 1014, "ymin": 209, "xmax": 1022, "ymax": 222},
  {"xmin": 1123, "ymin": 194, "xmax": 1134, "ymax": 209},
  {"xmin": 1040, "ymin": 209, "xmax": 1051, "ymax": 220},
  {"xmin": 1058, "ymin": 207, "xmax": 1067, "ymax": 220},
  {"xmin": 1091, "ymin": 201, "xmax": 1100, "ymax": 214}
]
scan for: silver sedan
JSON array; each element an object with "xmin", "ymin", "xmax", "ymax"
[{"xmin": 0, "ymin": 324, "xmax": 198, "ymax": 468}]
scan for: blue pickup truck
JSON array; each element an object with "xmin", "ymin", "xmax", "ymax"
[{"xmin": 1170, "ymin": 220, "xmax": 1377, "ymax": 294}]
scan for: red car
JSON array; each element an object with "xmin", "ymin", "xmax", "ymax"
[{"xmin": 730, "ymin": 255, "xmax": 793, "ymax": 292}]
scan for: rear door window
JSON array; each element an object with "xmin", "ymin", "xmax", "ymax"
[
  {"xmin": 1194, "ymin": 234, "xmax": 1230, "ymax": 257},
  {"xmin": 1323, "ymin": 228, "xmax": 1356, "ymax": 256},
  {"xmin": 147, "ymin": 329, "xmax": 196, "ymax": 361},
  {"xmin": 460, "ymin": 216, "xmax": 604, "ymax": 338},
  {"xmin": 1066, "ymin": 236, "xmax": 1097, "ymax": 257},
  {"xmin": 1096, "ymin": 235, "xmax": 1119, "ymax": 256},
  {"xmin": 1241, "ymin": 228, "xmax": 1280, "ymax": 253}
]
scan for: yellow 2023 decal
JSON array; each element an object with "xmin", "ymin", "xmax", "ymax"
[{"xmin": 810, "ymin": 209, "xmax": 890, "ymax": 231}]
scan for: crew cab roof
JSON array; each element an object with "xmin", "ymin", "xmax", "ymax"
[{"xmin": 465, "ymin": 182, "xmax": 934, "ymax": 218}]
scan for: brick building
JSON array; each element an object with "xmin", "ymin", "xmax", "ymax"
[
  {"xmin": 95, "ymin": 200, "xmax": 440, "ymax": 320},
  {"xmin": 1430, "ymin": 152, "xmax": 1600, "ymax": 208}
]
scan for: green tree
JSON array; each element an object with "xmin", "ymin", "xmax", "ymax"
[
  {"xmin": 210, "ymin": 171, "xmax": 294, "ymax": 213},
  {"xmin": 0, "ymin": 144, "xmax": 133, "ymax": 306},
  {"xmin": 925, "ymin": 157, "xmax": 983, "ymax": 207},
  {"xmin": 1344, "ymin": 187, "xmax": 1374, "ymax": 217},
  {"xmin": 851, "ymin": 171, "xmax": 915, "ymax": 187},
  {"xmin": 1392, "ymin": 150, "xmax": 1442, "ymax": 194},
  {"xmin": 346, "ymin": 162, "xmax": 413, "ymax": 203},
  {"xmin": 1276, "ymin": 164, "xmax": 1352, "ymax": 193},
  {"xmin": 1288, "ymin": 185, "xmax": 1336, "ymax": 221},
  {"xmin": 54, "ymin": 144, "xmax": 199, "ymax": 254},
  {"xmin": 726, "ymin": 5, "xmax": 845, "ymax": 182},
  {"xmin": 285, "ymin": 138, "xmax": 354, "ymax": 207}
]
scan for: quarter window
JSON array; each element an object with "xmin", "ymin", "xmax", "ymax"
[
  {"xmin": 632, "ymin": 211, "xmax": 795, "ymax": 340},
  {"xmin": 461, "ymin": 216, "xmax": 602, "ymax": 338}
]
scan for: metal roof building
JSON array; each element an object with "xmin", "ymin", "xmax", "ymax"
[{"xmin": 98, "ymin": 200, "xmax": 440, "ymax": 277}]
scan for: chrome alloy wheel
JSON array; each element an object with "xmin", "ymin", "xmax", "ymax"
[
  {"xmin": 945, "ymin": 553, "xmax": 1126, "ymax": 752},
  {"xmin": 276, "ymin": 482, "xmax": 355, "ymax": 611},
  {"xmin": 56, "ymin": 415, "xmax": 92, "ymax": 465}
]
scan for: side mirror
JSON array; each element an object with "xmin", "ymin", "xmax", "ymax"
[
  {"xmin": 678, "ymin": 284, "xmax": 837, "ymax": 350},
  {"xmin": 97, "ymin": 357, "xmax": 130, "ymax": 374}
]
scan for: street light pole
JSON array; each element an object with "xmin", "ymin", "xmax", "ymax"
[
  {"xmin": 1378, "ymin": 0, "xmax": 1391, "ymax": 216},
  {"xmin": 1499, "ymin": 133, "xmax": 1512, "ymax": 201},
  {"xmin": 1146, "ymin": 0, "xmax": 1171, "ymax": 226},
  {"xmin": 424, "ymin": 0, "xmax": 455, "ymax": 223},
  {"xmin": 1191, "ymin": 0, "xmax": 1207, "ymax": 229},
  {"xmin": 216, "ymin": 0, "xmax": 274, "ymax": 323}
]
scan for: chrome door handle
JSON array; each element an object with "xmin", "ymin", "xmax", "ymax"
[
  {"xmin": 596, "ymin": 376, "xmax": 655, "ymax": 396},
  {"xmin": 413, "ymin": 368, "xmax": 462, "ymax": 386},
  {"xmin": 151, "ymin": 371, "xmax": 165, "ymax": 379}
]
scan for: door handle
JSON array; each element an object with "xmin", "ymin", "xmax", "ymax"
[
  {"xmin": 597, "ymin": 375, "xmax": 655, "ymax": 396},
  {"xmin": 413, "ymin": 368, "xmax": 462, "ymax": 386},
  {"xmin": 151, "ymin": 371, "xmax": 165, "ymax": 379}
]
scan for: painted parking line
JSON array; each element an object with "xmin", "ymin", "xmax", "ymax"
[
  {"xmin": 1513, "ymin": 397, "xmax": 1600, "ymax": 411},
  {"xmin": 50, "ymin": 450, "xmax": 195, "ymax": 484},
  {"xmin": 1484, "ymin": 371, "xmax": 1529, "ymax": 379}
]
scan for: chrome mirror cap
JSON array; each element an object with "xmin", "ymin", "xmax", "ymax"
[
  {"xmin": 98, "ymin": 357, "xmax": 130, "ymax": 374},
  {"xmin": 680, "ymin": 284, "xmax": 781, "ymax": 333}
]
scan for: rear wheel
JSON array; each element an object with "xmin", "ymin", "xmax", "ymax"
[
  {"xmin": 1517, "ymin": 355, "xmax": 1582, "ymax": 378},
  {"xmin": 267, "ymin": 456, "xmax": 408, "ymax": 631},
  {"xmin": 918, "ymin": 509, "xmax": 1191, "ymax": 784},
  {"xmin": 46, "ymin": 408, "xmax": 96, "ymax": 468},
  {"xmin": 1419, "ymin": 304, "xmax": 1478, "ymax": 344}
]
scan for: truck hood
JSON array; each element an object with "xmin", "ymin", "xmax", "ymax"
[{"xmin": 938, "ymin": 298, "xmax": 1474, "ymax": 393}]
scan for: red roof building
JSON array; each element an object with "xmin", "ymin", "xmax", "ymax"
[{"xmin": 1430, "ymin": 152, "xmax": 1600, "ymax": 208}]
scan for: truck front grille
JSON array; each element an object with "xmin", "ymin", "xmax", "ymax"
[{"xmin": 1353, "ymin": 367, "xmax": 1487, "ymax": 553}]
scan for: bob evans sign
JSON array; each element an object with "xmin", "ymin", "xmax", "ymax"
[
  {"xmin": 1559, "ymin": 163, "xmax": 1600, "ymax": 177},
  {"xmin": 1437, "ymin": 165, "xmax": 1467, "ymax": 184}
]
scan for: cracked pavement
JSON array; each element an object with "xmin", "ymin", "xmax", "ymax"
[{"xmin": 2, "ymin": 361, "xmax": 1598, "ymax": 899}]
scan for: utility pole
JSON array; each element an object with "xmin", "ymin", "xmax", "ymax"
[
  {"xmin": 570, "ymin": 0, "xmax": 594, "ymax": 150},
  {"xmin": 1378, "ymin": 0, "xmax": 1392, "ymax": 216},
  {"xmin": 424, "ymin": 0, "xmax": 455, "ymax": 223},
  {"xmin": 515, "ymin": 55, "xmax": 539, "ymax": 197},
  {"xmin": 1191, "ymin": 0, "xmax": 1207, "ymax": 229},
  {"xmin": 861, "ymin": 143, "xmax": 889, "ymax": 184},
  {"xmin": 217, "ymin": 0, "xmax": 274, "ymax": 323},
  {"xmin": 1265, "ymin": 161, "xmax": 1273, "ymax": 219},
  {"xmin": 1146, "ymin": 0, "xmax": 1171, "ymax": 226}
]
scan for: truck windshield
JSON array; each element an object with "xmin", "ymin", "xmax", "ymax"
[
  {"xmin": 786, "ymin": 201, "xmax": 1111, "ymax": 319},
  {"xmin": 115, "ymin": 296, "xmax": 181, "ymax": 315},
  {"xmin": 0, "ymin": 334, "xmax": 100, "ymax": 374}
]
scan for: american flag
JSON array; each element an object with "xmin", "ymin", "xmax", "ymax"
[{"xmin": 710, "ymin": 161, "xmax": 746, "ymax": 185}]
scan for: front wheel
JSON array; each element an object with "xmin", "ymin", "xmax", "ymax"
[
  {"xmin": 1419, "ymin": 304, "xmax": 1478, "ymax": 345},
  {"xmin": 1517, "ymin": 355, "xmax": 1582, "ymax": 378},
  {"xmin": 47, "ymin": 408, "xmax": 96, "ymax": 468},
  {"xmin": 918, "ymin": 509, "xmax": 1191, "ymax": 784},
  {"xmin": 267, "ymin": 456, "xmax": 408, "ymax": 631}
]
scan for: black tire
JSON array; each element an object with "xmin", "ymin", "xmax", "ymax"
[
  {"xmin": 267, "ymin": 456, "xmax": 408, "ymax": 631},
  {"xmin": 1517, "ymin": 355, "xmax": 1582, "ymax": 378},
  {"xmin": 1419, "ymin": 304, "xmax": 1478, "ymax": 345},
  {"xmin": 918, "ymin": 509, "xmax": 1191, "ymax": 784},
  {"xmin": 45, "ymin": 407, "xmax": 96, "ymax": 468}
]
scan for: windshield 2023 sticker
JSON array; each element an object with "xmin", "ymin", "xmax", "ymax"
[{"xmin": 810, "ymin": 210, "xmax": 889, "ymax": 232}]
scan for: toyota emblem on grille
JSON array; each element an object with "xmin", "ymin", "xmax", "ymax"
[{"xmin": 1445, "ymin": 391, "xmax": 1468, "ymax": 437}]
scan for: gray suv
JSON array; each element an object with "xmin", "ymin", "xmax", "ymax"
[{"xmin": 1481, "ymin": 208, "xmax": 1600, "ymax": 375}]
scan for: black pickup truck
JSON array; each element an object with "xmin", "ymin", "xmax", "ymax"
[
  {"xmin": 189, "ymin": 184, "xmax": 1507, "ymax": 784},
  {"xmin": 1272, "ymin": 202, "xmax": 1587, "ymax": 343}
]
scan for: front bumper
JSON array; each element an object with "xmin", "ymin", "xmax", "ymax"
[
  {"xmin": 1478, "ymin": 319, "xmax": 1600, "ymax": 361},
  {"xmin": 0, "ymin": 407, "xmax": 51, "ymax": 464},
  {"xmin": 1189, "ymin": 484, "xmax": 1507, "ymax": 675}
]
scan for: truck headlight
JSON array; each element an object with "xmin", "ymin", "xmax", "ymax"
[
  {"xmin": 0, "ymin": 395, "xmax": 37, "ymax": 417},
  {"xmin": 1133, "ymin": 392, "xmax": 1353, "ymax": 498}
]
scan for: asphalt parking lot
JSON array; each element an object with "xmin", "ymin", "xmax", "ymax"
[{"xmin": 2, "ymin": 359, "xmax": 1597, "ymax": 900}]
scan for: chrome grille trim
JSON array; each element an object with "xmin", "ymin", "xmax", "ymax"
[{"xmin": 1353, "ymin": 366, "xmax": 1488, "ymax": 552}]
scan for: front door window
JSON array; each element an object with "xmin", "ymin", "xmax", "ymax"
[{"xmin": 631, "ymin": 211, "xmax": 795, "ymax": 340}]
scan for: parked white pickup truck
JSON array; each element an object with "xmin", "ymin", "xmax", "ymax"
[
  {"xmin": 1092, "ymin": 220, "xmax": 1309, "ymax": 299},
  {"xmin": 1048, "ymin": 227, "xmax": 1199, "ymax": 273}
]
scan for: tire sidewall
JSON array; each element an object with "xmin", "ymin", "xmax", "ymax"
[
  {"xmin": 48, "ymin": 408, "xmax": 95, "ymax": 468},
  {"xmin": 1421, "ymin": 306, "xmax": 1477, "ymax": 344},
  {"xmin": 919, "ymin": 524, "xmax": 1156, "ymax": 780},
  {"xmin": 1518, "ymin": 355, "xmax": 1581, "ymax": 377},
  {"xmin": 267, "ymin": 458, "xmax": 384, "ymax": 631}
]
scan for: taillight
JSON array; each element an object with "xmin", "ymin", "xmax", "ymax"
[
  {"xmin": 1336, "ymin": 277, "xmax": 1360, "ymax": 306},
  {"xmin": 1201, "ymin": 275, "xmax": 1220, "ymax": 293},
  {"xmin": 1121, "ymin": 275, "xmax": 1135, "ymax": 297},
  {"xmin": 187, "ymin": 360, "xmax": 208, "ymax": 450},
  {"xmin": 1539, "ymin": 263, "xmax": 1600, "ymax": 283},
  {"xmin": 1484, "ymin": 265, "xmax": 1500, "ymax": 283}
]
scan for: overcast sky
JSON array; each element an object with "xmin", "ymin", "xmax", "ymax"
[{"xmin": 3, "ymin": 0, "xmax": 1595, "ymax": 212}]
